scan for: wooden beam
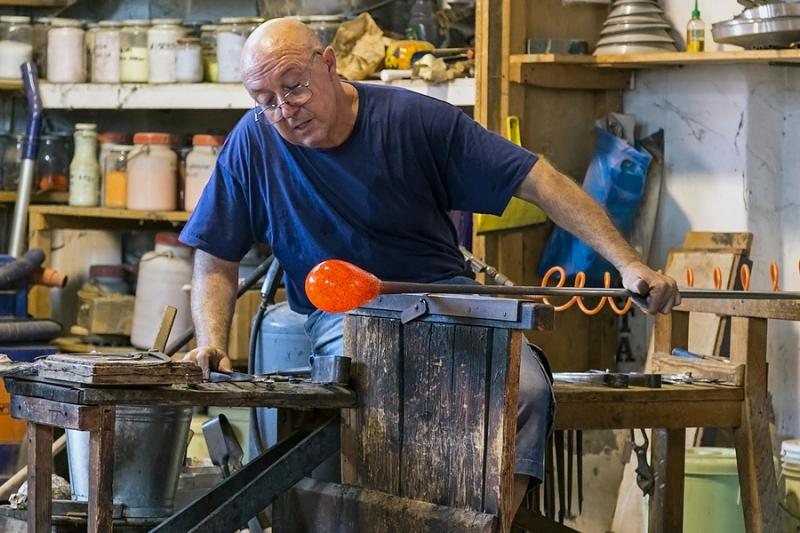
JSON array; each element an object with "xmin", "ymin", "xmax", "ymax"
[
  {"xmin": 87, "ymin": 407, "xmax": 115, "ymax": 533},
  {"xmin": 648, "ymin": 428, "xmax": 685, "ymax": 533},
  {"xmin": 676, "ymin": 298, "xmax": 800, "ymax": 321},
  {"xmin": 509, "ymin": 63, "xmax": 632, "ymax": 90},
  {"xmin": 11, "ymin": 396, "xmax": 101, "ymax": 431},
  {"xmin": 26, "ymin": 423, "xmax": 53, "ymax": 533},
  {"xmin": 650, "ymin": 352, "xmax": 745, "ymax": 386},
  {"xmin": 554, "ymin": 399, "xmax": 741, "ymax": 430}
]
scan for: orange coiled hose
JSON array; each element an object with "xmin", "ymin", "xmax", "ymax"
[
  {"xmin": 573, "ymin": 271, "xmax": 607, "ymax": 315},
  {"xmin": 605, "ymin": 271, "xmax": 633, "ymax": 315}
]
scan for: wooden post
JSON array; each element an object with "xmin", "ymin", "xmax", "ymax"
[
  {"xmin": 730, "ymin": 316, "xmax": 780, "ymax": 532},
  {"xmin": 26, "ymin": 422, "xmax": 53, "ymax": 533},
  {"xmin": 88, "ymin": 406, "xmax": 115, "ymax": 533},
  {"xmin": 648, "ymin": 428, "xmax": 685, "ymax": 533}
]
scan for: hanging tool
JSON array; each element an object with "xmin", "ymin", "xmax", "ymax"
[{"xmin": 630, "ymin": 428, "xmax": 654, "ymax": 496}]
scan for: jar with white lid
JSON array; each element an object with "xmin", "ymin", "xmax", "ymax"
[
  {"xmin": 176, "ymin": 37, "xmax": 202, "ymax": 83},
  {"xmin": 47, "ymin": 18, "xmax": 85, "ymax": 83},
  {"xmin": 93, "ymin": 21, "xmax": 121, "ymax": 83},
  {"xmin": 148, "ymin": 18, "xmax": 185, "ymax": 84},
  {"xmin": 184, "ymin": 134, "xmax": 224, "ymax": 211},
  {"xmin": 216, "ymin": 17, "xmax": 260, "ymax": 83},
  {"xmin": 0, "ymin": 16, "xmax": 33, "ymax": 80},
  {"xmin": 69, "ymin": 123, "xmax": 100, "ymax": 207},
  {"xmin": 127, "ymin": 132, "xmax": 177, "ymax": 211},
  {"xmin": 306, "ymin": 15, "xmax": 343, "ymax": 47},
  {"xmin": 200, "ymin": 24, "xmax": 218, "ymax": 82},
  {"xmin": 120, "ymin": 19, "xmax": 149, "ymax": 83}
]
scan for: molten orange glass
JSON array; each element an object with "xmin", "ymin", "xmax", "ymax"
[{"xmin": 305, "ymin": 259, "xmax": 382, "ymax": 313}]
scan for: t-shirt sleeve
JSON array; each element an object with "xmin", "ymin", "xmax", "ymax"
[
  {"xmin": 179, "ymin": 159, "xmax": 256, "ymax": 262},
  {"xmin": 431, "ymin": 106, "xmax": 538, "ymax": 215}
]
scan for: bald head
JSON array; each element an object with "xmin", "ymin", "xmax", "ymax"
[{"xmin": 242, "ymin": 18, "xmax": 322, "ymax": 79}]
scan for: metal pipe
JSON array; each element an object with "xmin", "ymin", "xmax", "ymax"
[
  {"xmin": 379, "ymin": 281, "xmax": 800, "ymax": 300},
  {"xmin": 9, "ymin": 63, "xmax": 43, "ymax": 258}
]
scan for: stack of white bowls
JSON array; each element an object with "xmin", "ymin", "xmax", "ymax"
[{"xmin": 595, "ymin": 0, "xmax": 678, "ymax": 55}]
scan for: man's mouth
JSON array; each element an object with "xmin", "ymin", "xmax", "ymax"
[{"xmin": 293, "ymin": 119, "xmax": 312, "ymax": 132}]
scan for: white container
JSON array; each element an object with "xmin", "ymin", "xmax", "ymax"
[
  {"xmin": 0, "ymin": 16, "xmax": 33, "ymax": 80},
  {"xmin": 148, "ymin": 18, "xmax": 185, "ymax": 84},
  {"xmin": 216, "ymin": 17, "xmax": 256, "ymax": 82},
  {"xmin": 120, "ymin": 19, "xmax": 149, "ymax": 83},
  {"xmin": 47, "ymin": 18, "xmax": 85, "ymax": 83},
  {"xmin": 176, "ymin": 37, "xmax": 202, "ymax": 83},
  {"xmin": 184, "ymin": 134, "xmax": 223, "ymax": 211},
  {"xmin": 68, "ymin": 123, "xmax": 100, "ymax": 207},
  {"xmin": 782, "ymin": 439, "xmax": 800, "ymax": 519},
  {"xmin": 126, "ymin": 132, "xmax": 177, "ymax": 211},
  {"xmin": 130, "ymin": 233, "xmax": 193, "ymax": 350},
  {"xmin": 84, "ymin": 22, "xmax": 99, "ymax": 82},
  {"xmin": 93, "ymin": 20, "xmax": 121, "ymax": 83}
]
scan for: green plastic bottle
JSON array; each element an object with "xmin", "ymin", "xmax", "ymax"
[{"xmin": 686, "ymin": 0, "xmax": 705, "ymax": 53}]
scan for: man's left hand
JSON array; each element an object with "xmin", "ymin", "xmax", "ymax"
[{"xmin": 619, "ymin": 261, "xmax": 681, "ymax": 315}]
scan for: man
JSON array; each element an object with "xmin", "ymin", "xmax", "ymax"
[{"xmin": 180, "ymin": 18, "xmax": 680, "ymax": 514}]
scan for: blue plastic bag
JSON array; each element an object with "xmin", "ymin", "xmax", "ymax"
[{"xmin": 538, "ymin": 127, "xmax": 651, "ymax": 285}]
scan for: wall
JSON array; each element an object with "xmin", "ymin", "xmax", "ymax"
[{"xmin": 625, "ymin": 0, "xmax": 800, "ymax": 439}]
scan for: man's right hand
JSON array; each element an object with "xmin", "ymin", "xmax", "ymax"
[{"xmin": 183, "ymin": 346, "xmax": 232, "ymax": 378}]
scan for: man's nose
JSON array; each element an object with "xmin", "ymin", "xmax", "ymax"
[{"xmin": 280, "ymin": 102, "xmax": 301, "ymax": 119}]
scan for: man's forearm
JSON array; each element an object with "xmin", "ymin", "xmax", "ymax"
[
  {"xmin": 514, "ymin": 157, "xmax": 642, "ymax": 271},
  {"xmin": 191, "ymin": 249, "xmax": 239, "ymax": 351}
]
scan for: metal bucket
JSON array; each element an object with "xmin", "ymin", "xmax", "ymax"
[{"xmin": 66, "ymin": 405, "xmax": 192, "ymax": 518}]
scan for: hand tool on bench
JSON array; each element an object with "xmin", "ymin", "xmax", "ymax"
[
  {"xmin": 304, "ymin": 259, "xmax": 800, "ymax": 314},
  {"xmin": 553, "ymin": 370, "xmax": 662, "ymax": 388}
]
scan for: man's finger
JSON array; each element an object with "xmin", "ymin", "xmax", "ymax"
[
  {"xmin": 218, "ymin": 357, "xmax": 233, "ymax": 373},
  {"xmin": 633, "ymin": 278, "xmax": 650, "ymax": 296}
]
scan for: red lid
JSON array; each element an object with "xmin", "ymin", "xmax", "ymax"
[
  {"xmin": 192, "ymin": 134, "xmax": 225, "ymax": 146},
  {"xmin": 155, "ymin": 232, "xmax": 189, "ymax": 247},
  {"xmin": 133, "ymin": 132, "xmax": 171, "ymax": 145},
  {"xmin": 89, "ymin": 264, "xmax": 126, "ymax": 278},
  {"xmin": 98, "ymin": 132, "xmax": 132, "ymax": 144}
]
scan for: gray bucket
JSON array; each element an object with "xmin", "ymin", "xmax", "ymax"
[{"xmin": 66, "ymin": 405, "xmax": 192, "ymax": 518}]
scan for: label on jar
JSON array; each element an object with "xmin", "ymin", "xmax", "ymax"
[
  {"xmin": 120, "ymin": 46, "xmax": 148, "ymax": 82},
  {"xmin": 69, "ymin": 167, "xmax": 100, "ymax": 207}
]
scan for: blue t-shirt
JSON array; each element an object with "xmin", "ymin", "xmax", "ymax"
[{"xmin": 180, "ymin": 82, "xmax": 538, "ymax": 314}]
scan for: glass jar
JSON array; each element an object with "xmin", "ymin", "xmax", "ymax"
[
  {"xmin": 36, "ymin": 134, "xmax": 70, "ymax": 192},
  {"xmin": 103, "ymin": 144, "xmax": 131, "ymax": 208},
  {"xmin": 1, "ymin": 134, "xmax": 24, "ymax": 191},
  {"xmin": 120, "ymin": 19, "xmax": 150, "ymax": 83},
  {"xmin": 176, "ymin": 37, "xmax": 202, "ymax": 83},
  {"xmin": 182, "ymin": 20, "xmax": 208, "ymax": 39},
  {"xmin": 84, "ymin": 22, "xmax": 99, "ymax": 82},
  {"xmin": 0, "ymin": 16, "xmax": 33, "ymax": 80},
  {"xmin": 93, "ymin": 20, "xmax": 121, "ymax": 83},
  {"xmin": 127, "ymin": 132, "xmax": 178, "ymax": 211},
  {"xmin": 200, "ymin": 24, "xmax": 218, "ymax": 82},
  {"xmin": 306, "ymin": 15, "xmax": 343, "ymax": 47},
  {"xmin": 148, "ymin": 18, "xmax": 185, "ymax": 84},
  {"xmin": 47, "ymin": 18, "xmax": 85, "ymax": 83},
  {"xmin": 98, "ymin": 132, "xmax": 131, "ymax": 180},
  {"xmin": 184, "ymin": 134, "xmax": 224, "ymax": 211},
  {"xmin": 32, "ymin": 17, "xmax": 52, "ymax": 75},
  {"xmin": 216, "ymin": 17, "xmax": 258, "ymax": 82},
  {"xmin": 69, "ymin": 123, "xmax": 100, "ymax": 207}
]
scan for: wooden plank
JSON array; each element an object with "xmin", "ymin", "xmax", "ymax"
[
  {"xmin": 650, "ymin": 352, "xmax": 745, "ymax": 386},
  {"xmin": 87, "ymin": 407, "xmax": 114, "ymax": 533},
  {"xmin": 648, "ymin": 428, "xmax": 685, "ymax": 533},
  {"xmin": 510, "ymin": 63, "xmax": 632, "ymax": 90},
  {"xmin": 27, "ymin": 204, "xmax": 190, "ymax": 222},
  {"xmin": 652, "ymin": 311, "xmax": 689, "ymax": 358},
  {"xmin": 474, "ymin": 0, "xmax": 503, "ymax": 132},
  {"xmin": 401, "ymin": 321, "xmax": 455, "ymax": 505},
  {"xmin": 37, "ymin": 357, "xmax": 202, "ymax": 386},
  {"xmin": 682, "ymin": 231, "xmax": 753, "ymax": 253},
  {"xmin": 449, "ymin": 325, "xmax": 490, "ymax": 511},
  {"xmin": 676, "ymin": 298, "xmax": 800, "ymax": 321},
  {"xmin": 11, "ymin": 396, "xmax": 100, "ymax": 430},
  {"xmin": 27, "ymin": 423, "xmax": 53, "ymax": 533},
  {"xmin": 554, "ymin": 382, "xmax": 743, "ymax": 404},
  {"xmin": 280, "ymin": 478, "xmax": 497, "ymax": 533},
  {"xmin": 730, "ymin": 317, "xmax": 781, "ymax": 532},
  {"xmin": 482, "ymin": 329, "xmax": 521, "ymax": 531},
  {"xmin": 0, "ymin": 191, "xmax": 69, "ymax": 204},
  {"xmin": 509, "ymin": 50, "xmax": 800, "ymax": 68},
  {"xmin": 343, "ymin": 315, "xmax": 402, "ymax": 493}
]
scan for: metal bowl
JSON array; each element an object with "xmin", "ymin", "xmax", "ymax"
[
  {"xmin": 712, "ymin": 16, "xmax": 800, "ymax": 48},
  {"xmin": 740, "ymin": 3, "xmax": 800, "ymax": 20},
  {"xmin": 597, "ymin": 30, "xmax": 674, "ymax": 46},
  {"xmin": 604, "ymin": 14, "xmax": 669, "ymax": 26},
  {"xmin": 608, "ymin": 3, "xmax": 664, "ymax": 18},
  {"xmin": 594, "ymin": 42, "xmax": 677, "ymax": 55},
  {"xmin": 601, "ymin": 22, "xmax": 671, "ymax": 35}
]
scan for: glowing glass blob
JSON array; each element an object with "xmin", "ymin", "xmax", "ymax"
[{"xmin": 305, "ymin": 259, "xmax": 381, "ymax": 313}]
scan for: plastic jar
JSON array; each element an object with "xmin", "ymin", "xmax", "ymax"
[
  {"xmin": 0, "ymin": 16, "xmax": 33, "ymax": 80},
  {"xmin": 93, "ymin": 20, "xmax": 121, "ymax": 83},
  {"xmin": 184, "ymin": 134, "xmax": 223, "ymax": 211},
  {"xmin": 176, "ymin": 37, "xmax": 202, "ymax": 83},
  {"xmin": 127, "ymin": 132, "xmax": 178, "ymax": 211},
  {"xmin": 305, "ymin": 15, "xmax": 342, "ymax": 47},
  {"xmin": 148, "ymin": 18, "xmax": 185, "ymax": 84},
  {"xmin": 32, "ymin": 17, "xmax": 52, "ymax": 75},
  {"xmin": 88, "ymin": 264, "xmax": 130, "ymax": 294},
  {"xmin": 200, "ymin": 24, "xmax": 218, "ymax": 82},
  {"xmin": 120, "ymin": 19, "xmax": 149, "ymax": 83},
  {"xmin": 216, "ymin": 17, "xmax": 255, "ymax": 82},
  {"xmin": 36, "ymin": 134, "xmax": 70, "ymax": 192},
  {"xmin": 130, "ymin": 233, "xmax": 193, "ymax": 350},
  {"xmin": 47, "ymin": 18, "xmax": 85, "ymax": 83},
  {"xmin": 103, "ymin": 144, "xmax": 131, "ymax": 208},
  {"xmin": 69, "ymin": 123, "xmax": 100, "ymax": 207}
]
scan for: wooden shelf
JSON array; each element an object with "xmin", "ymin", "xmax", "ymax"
[
  {"xmin": 28, "ymin": 204, "xmax": 191, "ymax": 223},
  {"xmin": 0, "ymin": 78, "xmax": 475, "ymax": 108},
  {"xmin": 0, "ymin": 191, "xmax": 69, "ymax": 204},
  {"xmin": 0, "ymin": 0, "xmax": 75, "ymax": 5}
]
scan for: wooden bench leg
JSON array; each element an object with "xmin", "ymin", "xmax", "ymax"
[
  {"xmin": 88, "ymin": 406, "xmax": 115, "ymax": 533},
  {"xmin": 648, "ymin": 428, "xmax": 685, "ymax": 533},
  {"xmin": 27, "ymin": 422, "xmax": 53, "ymax": 533}
]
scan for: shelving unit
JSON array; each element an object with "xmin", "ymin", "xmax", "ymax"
[
  {"xmin": 0, "ymin": 191, "xmax": 69, "ymax": 204},
  {"xmin": 0, "ymin": 78, "xmax": 476, "ymax": 108},
  {"xmin": 511, "ymin": 49, "xmax": 800, "ymax": 69}
]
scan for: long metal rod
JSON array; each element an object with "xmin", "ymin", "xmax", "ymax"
[{"xmin": 380, "ymin": 281, "xmax": 800, "ymax": 300}]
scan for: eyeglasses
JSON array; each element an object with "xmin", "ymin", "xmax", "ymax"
[{"xmin": 253, "ymin": 51, "xmax": 322, "ymax": 125}]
